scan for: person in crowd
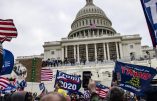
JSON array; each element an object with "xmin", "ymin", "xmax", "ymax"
[
  {"xmin": 10, "ymin": 91, "xmax": 33, "ymax": 101},
  {"xmin": 88, "ymin": 79, "xmax": 125, "ymax": 101},
  {"xmin": 54, "ymin": 81, "xmax": 67, "ymax": 97},
  {"xmin": 40, "ymin": 92, "xmax": 66, "ymax": 101}
]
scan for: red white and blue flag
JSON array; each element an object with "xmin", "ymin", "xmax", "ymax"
[
  {"xmin": 41, "ymin": 68, "xmax": 53, "ymax": 81},
  {"xmin": 0, "ymin": 77, "xmax": 11, "ymax": 89},
  {"xmin": 90, "ymin": 23, "xmax": 96, "ymax": 29},
  {"xmin": 96, "ymin": 82, "xmax": 109, "ymax": 98},
  {"xmin": 140, "ymin": 0, "xmax": 157, "ymax": 47},
  {"xmin": 0, "ymin": 19, "xmax": 18, "ymax": 43}
]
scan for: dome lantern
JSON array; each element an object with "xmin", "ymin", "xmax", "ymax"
[{"xmin": 86, "ymin": 0, "xmax": 94, "ymax": 5}]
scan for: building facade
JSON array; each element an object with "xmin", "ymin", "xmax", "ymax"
[{"xmin": 43, "ymin": 0, "xmax": 142, "ymax": 62}]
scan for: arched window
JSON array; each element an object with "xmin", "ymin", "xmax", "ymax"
[
  {"xmin": 93, "ymin": 19, "xmax": 95, "ymax": 24},
  {"xmin": 86, "ymin": 19, "xmax": 88, "ymax": 25},
  {"xmin": 82, "ymin": 20, "xmax": 84, "ymax": 26},
  {"xmin": 90, "ymin": 19, "xmax": 92, "ymax": 24},
  {"xmin": 101, "ymin": 19, "xmax": 103, "ymax": 24},
  {"xmin": 97, "ymin": 19, "xmax": 99, "ymax": 24},
  {"xmin": 79, "ymin": 21, "xmax": 81, "ymax": 26}
]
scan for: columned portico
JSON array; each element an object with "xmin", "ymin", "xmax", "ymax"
[
  {"xmin": 116, "ymin": 42, "xmax": 119, "ymax": 59},
  {"xmin": 86, "ymin": 44, "xmax": 89, "ymax": 62},
  {"xmin": 94, "ymin": 43, "xmax": 97, "ymax": 62},
  {"xmin": 74, "ymin": 45, "xmax": 76, "ymax": 60},
  {"xmin": 119, "ymin": 42, "xmax": 123, "ymax": 59},
  {"xmin": 62, "ymin": 47, "xmax": 64, "ymax": 61},
  {"xmin": 65, "ymin": 46, "xmax": 68, "ymax": 58},
  {"xmin": 103, "ymin": 43, "xmax": 107, "ymax": 61},
  {"xmin": 77, "ymin": 45, "xmax": 80, "ymax": 63},
  {"xmin": 106, "ymin": 43, "xmax": 110, "ymax": 60}
]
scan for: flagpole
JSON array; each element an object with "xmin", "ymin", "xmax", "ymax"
[{"xmin": 154, "ymin": 46, "xmax": 157, "ymax": 59}]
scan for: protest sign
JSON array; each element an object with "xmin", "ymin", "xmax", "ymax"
[
  {"xmin": 0, "ymin": 49, "xmax": 14, "ymax": 75},
  {"xmin": 114, "ymin": 61, "xmax": 157, "ymax": 95},
  {"xmin": 55, "ymin": 70, "xmax": 81, "ymax": 91}
]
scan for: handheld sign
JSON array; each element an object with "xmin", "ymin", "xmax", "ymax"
[
  {"xmin": 114, "ymin": 61, "xmax": 157, "ymax": 96},
  {"xmin": 0, "ymin": 49, "xmax": 14, "ymax": 75},
  {"xmin": 55, "ymin": 70, "xmax": 81, "ymax": 91}
]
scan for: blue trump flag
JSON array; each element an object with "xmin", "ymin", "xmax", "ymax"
[
  {"xmin": 39, "ymin": 83, "xmax": 45, "ymax": 90},
  {"xmin": 55, "ymin": 70, "xmax": 81, "ymax": 92},
  {"xmin": 114, "ymin": 61, "xmax": 157, "ymax": 96},
  {"xmin": 140, "ymin": 0, "xmax": 157, "ymax": 47},
  {"xmin": 0, "ymin": 49, "xmax": 14, "ymax": 75}
]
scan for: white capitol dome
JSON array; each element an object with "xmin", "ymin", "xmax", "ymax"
[{"xmin": 68, "ymin": 0, "xmax": 116, "ymax": 38}]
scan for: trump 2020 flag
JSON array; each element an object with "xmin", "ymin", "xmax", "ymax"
[
  {"xmin": 55, "ymin": 70, "xmax": 81, "ymax": 92},
  {"xmin": 0, "ymin": 49, "xmax": 14, "ymax": 75},
  {"xmin": 140, "ymin": 0, "xmax": 157, "ymax": 47},
  {"xmin": 114, "ymin": 61, "xmax": 157, "ymax": 96}
]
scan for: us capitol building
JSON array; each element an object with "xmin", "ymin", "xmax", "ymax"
[
  {"xmin": 16, "ymin": 0, "xmax": 157, "ymax": 92},
  {"xmin": 43, "ymin": 0, "xmax": 142, "ymax": 62}
]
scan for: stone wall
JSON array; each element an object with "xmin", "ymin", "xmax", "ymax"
[{"xmin": 18, "ymin": 58, "xmax": 42, "ymax": 82}]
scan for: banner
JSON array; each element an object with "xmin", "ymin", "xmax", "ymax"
[
  {"xmin": 0, "ymin": 49, "xmax": 14, "ymax": 75},
  {"xmin": 55, "ymin": 70, "xmax": 81, "ymax": 91},
  {"xmin": 114, "ymin": 61, "xmax": 157, "ymax": 96},
  {"xmin": 140, "ymin": 0, "xmax": 157, "ymax": 47}
]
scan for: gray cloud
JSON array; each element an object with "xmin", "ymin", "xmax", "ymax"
[{"xmin": 0, "ymin": 0, "xmax": 151, "ymax": 58}]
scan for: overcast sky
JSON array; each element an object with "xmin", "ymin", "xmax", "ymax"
[{"xmin": 0, "ymin": 0, "xmax": 151, "ymax": 58}]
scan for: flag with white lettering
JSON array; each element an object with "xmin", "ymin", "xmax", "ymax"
[
  {"xmin": 140, "ymin": 0, "xmax": 157, "ymax": 47},
  {"xmin": 54, "ymin": 70, "xmax": 81, "ymax": 91},
  {"xmin": 0, "ymin": 49, "xmax": 14, "ymax": 75},
  {"xmin": 114, "ymin": 61, "xmax": 157, "ymax": 96},
  {"xmin": 0, "ymin": 19, "xmax": 18, "ymax": 42}
]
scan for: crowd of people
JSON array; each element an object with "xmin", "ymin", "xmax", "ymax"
[
  {"xmin": 0, "ymin": 79, "xmax": 156, "ymax": 101},
  {"xmin": 42, "ymin": 57, "xmax": 87, "ymax": 67}
]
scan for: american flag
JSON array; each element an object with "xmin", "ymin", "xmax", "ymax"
[
  {"xmin": 0, "ymin": 19, "xmax": 18, "ymax": 42},
  {"xmin": 0, "ymin": 77, "xmax": 11, "ymax": 89},
  {"xmin": 89, "ymin": 23, "xmax": 96, "ymax": 29},
  {"xmin": 41, "ymin": 68, "xmax": 53, "ymax": 81},
  {"xmin": 96, "ymin": 83, "xmax": 109, "ymax": 98},
  {"xmin": 84, "ymin": 90, "xmax": 91, "ymax": 100}
]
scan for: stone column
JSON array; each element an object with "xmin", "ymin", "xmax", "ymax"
[
  {"xmin": 107, "ymin": 43, "xmax": 110, "ymax": 60},
  {"xmin": 116, "ymin": 42, "xmax": 119, "ymax": 59},
  {"xmin": 86, "ymin": 44, "xmax": 89, "ymax": 62},
  {"xmin": 65, "ymin": 46, "xmax": 68, "ymax": 58},
  {"xmin": 77, "ymin": 45, "xmax": 80, "ymax": 63},
  {"xmin": 119, "ymin": 42, "xmax": 123, "ymax": 59},
  {"xmin": 97, "ymin": 29, "xmax": 99, "ymax": 36},
  {"xmin": 94, "ymin": 43, "xmax": 97, "ymax": 62},
  {"xmin": 102, "ymin": 29, "xmax": 103, "ymax": 35},
  {"xmin": 84, "ymin": 30, "xmax": 86, "ymax": 37},
  {"xmin": 103, "ymin": 43, "xmax": 107, "ymax": 61},
  {"xmin": 61, "ymin": 47, "xmax": 64, "ymax": 61},
  {"xmin": 93, "ymin": 30, "xmax": 95, "ymax": 37},
  {"xmin": 74, "ymin": 45, "xmax": 76, "ymax": 60},
  {"xmin": 87, "ymin": 29, "xmax": 91, "ymax": 37}
]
